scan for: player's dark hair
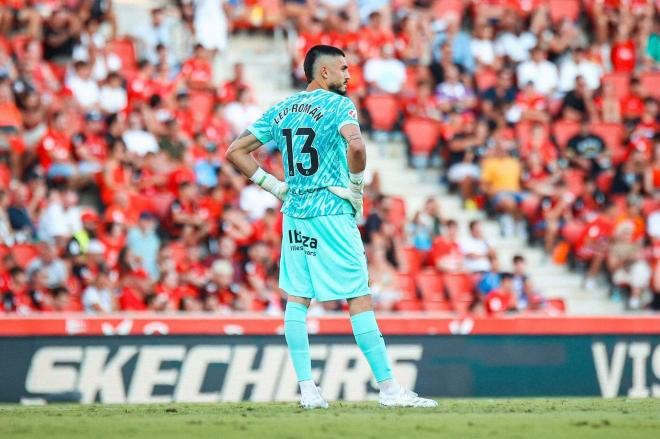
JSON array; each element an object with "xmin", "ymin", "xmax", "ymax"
[{"xmin": 303, "ymin": 45, "xmax": 346, "ymax": 83}]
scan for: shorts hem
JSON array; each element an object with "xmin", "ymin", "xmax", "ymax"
[{"xmin": 315, "ymin": 288, "xmax": 371, "ymax": 302}]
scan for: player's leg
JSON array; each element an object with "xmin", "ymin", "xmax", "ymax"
[
  {"xmin": 279, "ymin": 215, "xmax": 327, "ymax": 409},
  {"xmin": 347, "ymin": 295, "xmax": 437, "ymax": 408},
  {"xmin": 306, "ymin": 214, "xmax": 436, "ymax": 407}
]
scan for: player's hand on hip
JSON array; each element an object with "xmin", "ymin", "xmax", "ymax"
[
  {"xmin": 328, "ymin": 178, "xmax": 364, "ymax": 221},
  {"xmin": 250, "ymin": 167, "xmax": 288, "ymax": 201},
  {"xmin": 272, "ymin": 180, "xmax": 289, "ymax": 202}
]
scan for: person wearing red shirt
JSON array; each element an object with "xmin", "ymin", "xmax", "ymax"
[
  {"xmin": 522, "ymin": 123, "xmax": 557, "ymax": 167},
  {"xmin": 127, "ymin": 60, "xmax": 155, "ymax": 108},
  {"xmin": 611, "ymin": 28, "xmax": 636, "ymax": 72},
  {"xmin": 621, "ymin": 77, "xmax": 645, "ymax": 121},
  {"xmin": 218, "ymin": 63, "xmax": 251, "ymax": 104},
  {"xmin": 37, "ymin": 111, "xmax": 77, "ymax": 180},
  {"xmin": 204, "ymin": 104, "xmax": 233, "ymax": 154},
  {"xmin": 72, "ymin": 111, "xmax": 108, "ymax": 176},
  {"xmin": 359, "ymin": 11, "xmax": 395, "ymax": 60},
  {"xmin": 179, "ymin": 44, "xmax": 213, "ymax": 91},
  {"xmin": 431, "ymin": 220, "xmax": 465, "ymax": 273},
  {"xmin": 485, "ymin": 273, "xmax": 517, "ymax": 315},
  {"xmin": 576, "ymin": 204, "xmax": 618, "ymax": 289},
  {"xmin": 515, "ymin": 81, "xmax": 549, "ymax": 123}
]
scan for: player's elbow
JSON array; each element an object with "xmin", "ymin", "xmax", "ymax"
[
  {"xmin": 347, "ymin": 139, "xmax": 366, "ymax": 162},
  {"xmin": 225, "ymin": 142, "xmax": 239, "ymax": 165}
]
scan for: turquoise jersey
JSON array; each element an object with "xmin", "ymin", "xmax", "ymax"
[{"xmin": 247, "ymin": 89, "xmax": 359, "ymax": 219}]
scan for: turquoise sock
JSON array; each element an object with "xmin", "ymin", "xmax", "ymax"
[
  {"xmin": 350, "ymin": 311, "xmax": 393, "ymax": 382},
  {"xmin": 284, "ymin": 302, "xmax": 312, "ymax": 382}
]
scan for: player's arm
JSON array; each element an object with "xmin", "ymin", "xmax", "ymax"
[
  {"xmin": 328, "ymin": 124, "xmax": 366, "ymax": 220},
  {"xmin": 226, "ymin": 129, "xmax": 288, "ymax": 201}
]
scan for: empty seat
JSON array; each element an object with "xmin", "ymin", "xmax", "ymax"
[
  {"xmin": 601, "ymin": 72, "xmax": 631, "ymax": 99},
  {"xmin": 11, "ymin": 244, "xmax": 39, "ymax": 269},
  {"xmin": 639, "ymin": 72, "xmax": 660, "ymax": 99},
  {"xmin": 547, "ymin": 0, "xmax": 581, "ymax": 23},
  {"xmin": 394, "ymin": 273, "xmax": 417, "ymax": 300},
  {"xmin": 400, "ymin": 247, "xmax": 423, "ymax": 275},
  {"xmin": 590, "ymin": 122, "xmax": 624, "ymax": 152},
  {"xmin": 552, "ymin": 119, "xmax": 581, "ymax": 149},
  {"xmin": 364, "ymin": 94, "xmax": 400, "ymax": 132},
  {"xmin": 394, "ymin": 299, "xmax": 424, "ymax": 311},
  {"xmin": 416, "ymin": 271, "xmax": 446, "ymax": 302}
]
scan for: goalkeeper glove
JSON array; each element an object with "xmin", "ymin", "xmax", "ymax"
[
  {"xmin": 250, "ymin": 167, "xmax": 288, "ymax": 201},
  {"xmin": 328, "ymin": 171, "xmax": 364, "ymax": 221}
]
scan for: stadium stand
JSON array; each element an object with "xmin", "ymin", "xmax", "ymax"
[{"xmin": 0, "ymin": 0, "xmax": 658, "ymax": 317}]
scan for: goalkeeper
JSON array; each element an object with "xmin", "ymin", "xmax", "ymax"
[{"xmin": 226, "ymin": 45, "xmax": 436, "ymax": 409}]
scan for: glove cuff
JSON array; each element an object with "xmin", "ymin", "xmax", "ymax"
[{"xmin": 349, "ymin": 171, "xmax": 364, "ymax": 185}]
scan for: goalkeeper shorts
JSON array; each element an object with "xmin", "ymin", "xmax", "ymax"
[{"xmin": 279, "ymin": 213, "xmax": 370, "ymax": 302}]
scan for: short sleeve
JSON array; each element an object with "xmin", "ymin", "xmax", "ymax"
[
  {"xmin": 336, "ymin": 97, "xmax": 360, "ymax": 132},
  {"xmin": 247, "ymin": 109, "xmax": 273, "ymax": 144}
]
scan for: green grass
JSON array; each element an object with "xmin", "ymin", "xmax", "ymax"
[{"xmin": 1, "ymin": 399, "xmax": 659, "ymax": 439}]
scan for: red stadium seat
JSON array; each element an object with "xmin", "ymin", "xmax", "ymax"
[
  {"xmin": 515, "ymin": 122, "xmax": 549, "ymax": 147},
  {"xmin": 596, "ymin": 172, "xmax": 614, "ymax": 193},
  {"xmin": 563, "ymin": 168, "xmax": 586, "ymax": 196},
  {"xmin": 394, "ymin": 299, "xmax": 424, "ymax": 311},
  {"xmin": 546, "ymin": 297, "xmax": 566, "ymax": 313},
  {"xmin": 443, "ymin": 274, "xmax": 474, "ymax": 304},
  {"xmin": 601, "ymin": 72, "xmax": 631, "ymax": 99},
  {"xmin": 561, "ymin": 220, "xmax": 585, "ymax": 245},
  {"xmin": 547, "ymin": 0, "xmax": 581, "ymax": 24},
  {"xmin": 364, "ymin": 94, "xmax": 400, "ymax": 132},
  {"xmin": 552, "ymin": 119, "xmax": 581, "ymax": 149},
  {"xmin": 403, "ymin": 117, "xmax": 440, "ymax": 157},
  {"xmin": 11, "ymin": 244, "xmax": 39, "ymax": 269},
  {"xmin": 0, "ymin": 163, "xmax": 11, "ymax": 189},
  {"xmin": 639, "ymin": 72, "xmax": 660, "ymax": 99},
  {"xmin": 386, "ymin": 196, "xmax": 407, "ymax": 227},
  {"xmin": 394, "ymin": 273, "xmax": 417, "ymax": 300},
  {"xmin": 189, "ymin": 90, "xmax": 216, "ymax": 123},
  {"xmin": 590, "ymin": 122, "xmax": 624, "ymax": 152},
  {"xmin": 423, "ymin": 300, "xmax": 453, "ymax": 311},
  {"xmin": 107, "ymin": 38, "xmax": 138, "ymax": 78},
  {"xmin": 432, "ymin": 0, "xmax": 465, "ymax": 21},
  {"xmin": 400, "ymin": 247, "xmax": 423, "ymax": 275},
  {"xmin": 416, "ymin": 271, "xmax": 446, "ymax": 302},
  {"xmin": 475, "ymin": 68, "xmax": 497, "ymax": 91}
]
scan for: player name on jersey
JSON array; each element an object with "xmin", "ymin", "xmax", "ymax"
[{"xmin": 273, "ymin": 103, "xmax": 325, "ymax": 125}]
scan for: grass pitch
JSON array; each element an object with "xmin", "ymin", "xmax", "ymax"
[{"xmin": 1, "ymin": 398, "xmax": 659, "ymax": 439}]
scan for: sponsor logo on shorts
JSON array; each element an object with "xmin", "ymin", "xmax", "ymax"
[{"xmin": 288, "ymin": 229, "xmax": 318, "ymax": 256}]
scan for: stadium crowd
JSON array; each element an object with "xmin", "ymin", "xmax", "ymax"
[
  {"xmin": 0, "ymin": 0, "xmax": 658, "ymax": 315},
  {"xmin": 288, "ymin": 0, "xmax": 660, "ymax": 312}
]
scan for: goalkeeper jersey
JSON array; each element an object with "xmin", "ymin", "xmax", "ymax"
[{"xmin": 247, "ymin": 88, "xmax": 359, "ymax": 219}]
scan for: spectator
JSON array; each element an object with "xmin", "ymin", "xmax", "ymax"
[
  {"xmin": 566, "ymin": 120, "xmax": 608, "ymax": 178},
  {"xmin": 558, "ymin": 48, "xmax": 602, "ymax": 93},
  {"xmin": 127, "ymin": 212, "xmax": 161, "ymax": 281},
  {"xmin": 436, "ymin": 64, "xmax": 476, "ymax": 114},
  {"xmin": 367, "ymin": 244, "xmax": 400, "ymax": 311},
  {"xmin": 224, "ymin": 88, "xmax": 262, "ymax": 136},
  {"xmin": 485, "ymin": 272, "xmax": 517, "ymax": 315},
  {"xmin": 460, "ymin": 220, "xmax": 495, "ymax": 274},
  {"xmin": 431, "ymin": 219, "xmax": 464, "ymax": 274},
  {"xmin": 516, "ymin": 47, "xmax": 558, "ymax": 97},
  {"xmin": 194, "ymin": 0, "xmax": 229, "ymax": 54},
  {"xmin": 82, "ymin": 268, "xmax": 116, "ymax": 314},
  {"xmin": 481, "ymin": 137, "xmax": 525, "ymax": 237},
  {"xmin": 561, "ymin": 76, "xmax": 597, "ymax": 122},
  {"xmin": 26, "ymin": 243, "xmax": 68, "ymax": 289},
  {"xmin": 607, "ymin": 221, "xmax": 651, "ymax": 310},
  {"xmin": 363, "ymin": 44, "xmax": 406, "ymax": 95}
]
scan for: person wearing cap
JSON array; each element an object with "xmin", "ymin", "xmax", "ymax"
[
  {"xmin": 127, "ymin": 211, "xmax": 161, "ymax": 280},
  {"xmin": 67, "ymin": 210, "xmax": 100, "ymax": 256}
]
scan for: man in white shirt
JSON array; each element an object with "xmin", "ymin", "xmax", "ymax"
[
  {"xmin": 494, "ymin": 18, "xmax": 537, "ymax": 63},
  {"xmin": 460, "ymin": 220, "xmax": 495, "ymax": 273},
  {"xmin": 239, "ymin": 183, "xmax": 280, "ymax": 221},
  {"xmin": 66, "ymin": 61, "xmax": 100, "ymax": 110},
  {"xmin": 82, "ymin": 269, "xmax": 115, "ymax": 314},
  {"xmin": 516, "ymin": 47, "xmax": 559, "ymax": 96},
  {"xmin": 364, "ymin": 44, "xmax": 407, "ymax": 94},
  {"xmin": 224, "ymin": 88, "xmax": 262, "ymax": 136},
  {"xmin": 558, "ymin": 48, "xmax": 602, "ymax": 93},
  {"xmin": 122, "ymin": 112, "xmax": 160, "ymax": 156}
]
